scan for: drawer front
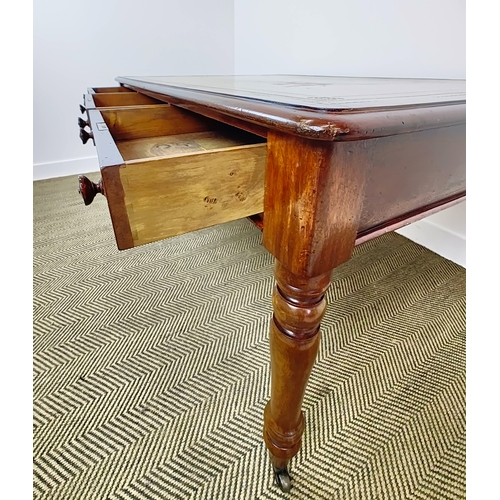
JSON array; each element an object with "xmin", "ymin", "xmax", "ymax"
[{"xmin": 82, "ymin": 99, "xmax": 266, "ymax": 250}]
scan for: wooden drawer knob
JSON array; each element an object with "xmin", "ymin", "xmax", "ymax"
[
  {"xmin": 78, "ymin": 175, "xmax": 105, "ymax": 205},
  {"xmin": 80, "ymin": 104, "xmax": 86, "ymax": 114},
  {"xmin": 78, "ymin": 117, "xmax": 89, "ymax": 128},
  {"xmin": 79, "ymin": 128, "xmax": 93, "ymax": 145}
]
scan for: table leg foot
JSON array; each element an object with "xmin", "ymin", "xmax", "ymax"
[
  {"xmin": 268, "ymin": 451, "xmax": 292, "ymax": 491},
  {"xmin": 273, "ymin": 464, "xmax": 292, "ymax": 493}
]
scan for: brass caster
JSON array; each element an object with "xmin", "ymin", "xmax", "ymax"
[{"xmin": 273, "ymin": 466, "xmax": 292, "ymax": 493}]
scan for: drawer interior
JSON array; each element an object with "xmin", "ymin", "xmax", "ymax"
[{"xmin": 116, "ymin": 129, "xmax": 264, "ymax": 161}]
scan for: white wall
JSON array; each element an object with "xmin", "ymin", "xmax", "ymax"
[
  {"xmin": 397, "ymin": 201, "xmax": 465, "ymax": 266},
  {"xmin": 33, "ymin": 0, "xmax": 234, "ymax": 180},
  {"xmin": 234, "ymin": 0, "xmax": 465, "ymax": 79},
  {"xmin": 234, "ymin": 0, "xmax": 466, "ymax": 266},
  {"xmin": 33, "ymin": 1, "xmax": 465, "ymax": 265}
]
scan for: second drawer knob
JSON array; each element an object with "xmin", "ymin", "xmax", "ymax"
[
  {"xmin": 78, "ymin": 117, "xmax": 89, "ymax": 128},
  {"xmin": 79, "ymin": 128, "xmax": 94, "ymax": 145}
]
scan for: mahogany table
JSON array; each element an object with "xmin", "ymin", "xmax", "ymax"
[{"xmin": 78, "ymin": 75, "xmax": 466, "ymax": 492}]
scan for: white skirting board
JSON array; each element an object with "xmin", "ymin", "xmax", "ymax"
[
  {"xmin": 33, "ymin": 157, "xmax": 100, "ymax": 181},
  {"xmin": 397, "ymin": 219, "xmax": 466, "ymax": 268}
]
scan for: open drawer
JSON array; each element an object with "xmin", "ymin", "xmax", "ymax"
[{"xmin": 79, "ymin": 103, "xmax": 267, "ymax": 250}]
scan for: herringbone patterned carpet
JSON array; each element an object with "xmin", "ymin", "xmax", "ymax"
[{"xmin": 33, "ymin": 175, "xmax": 466, "ymax": 500}]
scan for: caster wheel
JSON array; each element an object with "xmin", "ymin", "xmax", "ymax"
[{"xmin": 273, "ymin": 466, "xmax": 292, "ymax": 493}]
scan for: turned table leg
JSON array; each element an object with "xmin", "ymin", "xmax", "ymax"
[
  {"xmin": 261, "ymin": 131, "xmax": 368, "ymax": 491},
  {"xmin": 264, "ymin": 262, "xmax": 331, "ymax": 492}
]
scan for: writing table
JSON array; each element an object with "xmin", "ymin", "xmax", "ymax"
[{"xmin": 78, "ymin": 75, "xmax": 465, "ymax": 492}]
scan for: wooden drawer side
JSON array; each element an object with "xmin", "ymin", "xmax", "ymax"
[{"xmin": 114, "ymin": 143, "xmax": 266, "ymax": 248}]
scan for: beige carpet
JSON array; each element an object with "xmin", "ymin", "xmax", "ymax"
[{"xmin": 33, "ymin": 175, "xmax": 466, "ymax": 499}]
